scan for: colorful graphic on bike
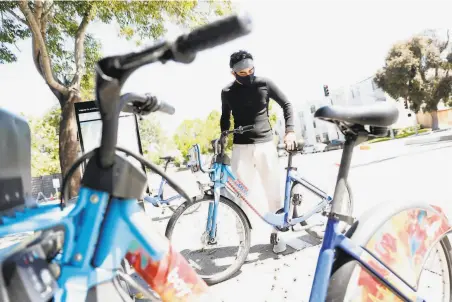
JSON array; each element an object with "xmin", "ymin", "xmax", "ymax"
[
  {"xmin": 126, "ymin": 242, "xmax": 210, "ymax": 302},
  {"xmin": 345, "ymin": 206, "xmax": 451, "ymax": 301},
  {"xmin": 226, "ymin": 178, "xmax": 266, "ymax": 220}
]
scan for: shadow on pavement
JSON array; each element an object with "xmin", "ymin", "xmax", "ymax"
[{"xmin": 173, "ymin": 233, "xmax": 320, "ymax": 280}]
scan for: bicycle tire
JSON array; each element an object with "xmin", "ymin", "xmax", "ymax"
[
  {"xmin": 165, "ymin": 195, "xmax": 251, "ymax": 285},
  {"xmin": 294, "ymin": 182, "xmax": 353, "ymax": 240},
  {"xmin": 326, "ymin": 236, "xmax": 452, "ymax": 301}
]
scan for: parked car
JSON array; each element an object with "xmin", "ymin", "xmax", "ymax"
[
  {"xmin": 325, "ymin": 139, "xmax": 345, "ymax": 151},
  {"xmin": 302, "ymin": 144, "xmax": 315, "ymax": 154},
  {"xmin": 302, "ymin": 143, "xmax": 327, "ymax": 154},
  {"xmin": 313, "ymin": 143, "xmax": 327, "ymax": 152}
]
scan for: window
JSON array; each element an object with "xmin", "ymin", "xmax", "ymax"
[
  {"xmin": 371, "ymin": 80, "xmax": 377, "ymax": 91},
  {"xmin": 323, "ymin": 133, "xmax": 329, "ymax": 142},
  {"xmin": 310, "ymin": 105, "xmax": 316, "ymax": 113},
  {"xmin": 351, "ymin": 89, "xmax": 355, "ymax": 98},
  {"xmin": 313, "ymin": 121, "xmax": 316, "ymax": 128},
  {"xmin": 316, "ymin": 135, "xmax": 321, "ymax": 143}
]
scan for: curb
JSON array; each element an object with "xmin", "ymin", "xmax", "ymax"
[{"xmin": 405, "ymin": 134, "xmax": 452, "ymax": 145}]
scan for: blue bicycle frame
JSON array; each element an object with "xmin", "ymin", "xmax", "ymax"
[
  {"xmin": 0, "ymin": 186, "xmax": 170, "ymax": 302},
  {"xmin": 190, "ymin": 129, "xmax": 445, "ymax": 301},
  {"xmin": 145, "ymin": 175, "xmax": 183, "ymax": 207},
  {"xmin": 190, "ymin": 144, "xmax": 332, "ymax": 238}
]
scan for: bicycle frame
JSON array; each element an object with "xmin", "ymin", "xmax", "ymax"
[
  {"xmin": 0, "ymin": 186, "xmax": 206, "ymax": 302},
  {"xmin": 309, "ymin": 211, "xmax": 450, "ymax": 302},
  {"xmin": 146, "ymin": 176, "xmax": 183, "ymax": 206},
  {"xmin": 307, "ymin": 130, "xmax": 452, "ymax": 302},
  {"xmin": 189, "ymin": 144, "xmax": 332, "ymax": 238},
  {"xmin": 192, "ymin": 126, "xmax": 452, "ymax": 301}
]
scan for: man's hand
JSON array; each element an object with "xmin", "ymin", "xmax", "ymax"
[{"xmin": 284, "ymin": 131, "xmax": 296, "ymax": 151}]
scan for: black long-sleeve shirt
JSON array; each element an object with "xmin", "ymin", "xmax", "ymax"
[{"xmin": 220, "ymin": 76, "xmax": 294, "ymax": 144}]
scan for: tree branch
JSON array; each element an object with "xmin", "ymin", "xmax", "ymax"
[
  {"xmin": 70, "ymin": 6, "xmax": 93, "ymax": 89},
  {"xmin": 40, "ymin": 0, "xmax": 53, "ymax": 40},
  {"xmin": 18, "ymin": 0, "xmax": 68, "ymax": 95},
  {"xmin": 34, "ymin": 0, "xmax": 43, "ymax": 21},
  {"xmin": 6, "ymin": 9, "xmax": 28, "ymax": 26},
  {"xmin": 42, "ymin": 1, "xmax": 54, "ymax": 19}
]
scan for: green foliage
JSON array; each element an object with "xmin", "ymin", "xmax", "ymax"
[
  {"xmin": 367, "ymin": 127, "xmax": 430, "ymax": 144},
  {"xmin": 374, "ymin": 31, "xmax": 452, "ymax": 116},
  {"xmin": 173, "ymin": 100, "xmax": 279, "ymax": 162},
  {"xmin": 268, "ymin": 99, "xmax": 278, "ymax": 128},
  {"xmin": 1, "ymin": 1, "xmax": 231, "ymax": 97},
  {"xmin": 27, "ymin": 107, "xmax": 61, "ymax": 176},
  {"xmin": 138, "ymin": 117, "xmax": 170, "ymax": 166},
  {"xmin": 0, "ymin": 2, "xmax": 31, "ymax": 63},
  {"xmin": 173, "ymin": 109, "xmax": 234, "ymax": 162}
]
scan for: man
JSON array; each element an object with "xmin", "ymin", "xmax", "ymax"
[{"xmin": 220, "ymin": 50, "xmax": 296, "ymax": 254}]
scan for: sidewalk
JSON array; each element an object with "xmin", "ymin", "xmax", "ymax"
[{"xmin": 405, "ymin": 128, "xmax": 452, "ymax": 145}]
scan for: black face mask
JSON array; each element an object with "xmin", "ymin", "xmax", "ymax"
[{"xmin": 235, "ymin": 73, "xmax": 255, "ymax": 86}]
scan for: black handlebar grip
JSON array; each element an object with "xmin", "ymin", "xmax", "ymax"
[
  {"xmin": 175, "ymin": 13, "xmax": 252, "ymax": 55},
  {"xmin": 155, "ymin": 100, "xmax": 175, "ymax": 115},
  {"xmin": 241, "ymin": 125, "xmax": 254, "ymax": 131}
]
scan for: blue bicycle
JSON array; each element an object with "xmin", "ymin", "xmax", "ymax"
[
  {"xmin": 166, "ymin": 103, "xmax": 452, "ymax": 301},
  {"xmin": 0, "ymin": 14, "xmax": 252, "ymax": 302},
  {"xmin": 143, "ymin": 156, "xmax": 201, "ymax": 215},
  {"xmin": 165, "ymin": 125, "xmax": 353, "ymax": 284}
]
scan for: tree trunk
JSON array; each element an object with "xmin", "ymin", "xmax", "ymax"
[
  {"xmin": 59, "ymin": 93, "xmax": 82, "ymax": 199},
  {"xmin": 431, "ymin": 110, "xmax": 439, "ymax": 130}
]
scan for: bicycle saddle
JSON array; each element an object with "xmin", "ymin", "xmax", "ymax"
[
  {"xmin": 314, "ymin": 102, "xmax": 399, "ymax": 127},
  {"xmin": 159, "ymin": 156, "xmax": 175, "ymax": 161}
]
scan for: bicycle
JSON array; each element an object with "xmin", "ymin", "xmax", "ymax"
[
  {"xmin": 166, "ymin": 103, "xmax": 452, "ymax": 300},
  {"xmin": 143, "ymin": 156, "xmax": 202, "ymax": 216},
  {"xmin": 0, "ymin": 14, "xmax": 252, "ymax": 302},
  {"xmin": 165, "ymin": 125, "xmax": 353, "ymax": 284}
]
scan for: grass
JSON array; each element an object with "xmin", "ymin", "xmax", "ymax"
[{"xmin": 367, "ymin": 128, "xmax": 431, "ymax": 144}]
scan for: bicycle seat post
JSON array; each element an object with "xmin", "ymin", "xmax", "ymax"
[{"xmin": 330, "ymin": 127, "xmax": 367, "ymax": 218}]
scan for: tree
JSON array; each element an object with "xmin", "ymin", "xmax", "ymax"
[
  {"xmin": 374, "ymin": 31, "xmax": 452, "ymax": 130},
  {"xmin": 137, "ymin": 117, "xmax": 168, "ymax": 166},
  {"xmin": 0, "ymin": 0, "xmax": 231, "ymax": 197},
  {"xmin": 27, "ymin": 106, "xmax": 61, "ymax": 177},
  {"xmin": 268, "ymin": 99, "xmax": 278, "ymax": 128},
  {"xmin": 173, "ymin": 118, "xmax": 205, "ymax": 160}
]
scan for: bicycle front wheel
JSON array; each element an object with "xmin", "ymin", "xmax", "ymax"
[{"xmin": 165, "ymin": 195, "xmax": 251, "ymax": 285}]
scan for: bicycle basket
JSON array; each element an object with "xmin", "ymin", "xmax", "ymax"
[{"xmin": 187, "ymin": 144, "xmax": 201, "ymax": 173}]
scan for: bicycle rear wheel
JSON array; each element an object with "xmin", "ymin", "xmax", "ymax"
[
  {"xmin": 165, "ymin": 195, "xmax": 251, "ymax": 285},
  {"xmin": 327, "ymin": 237, "xmax": 452, "ymax": 301}
]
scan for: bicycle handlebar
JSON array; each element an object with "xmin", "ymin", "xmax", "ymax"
[
  {"xmin": 173, "ymin": 12, "xmax": 253, "ymax": 62},
  {"xmin": 121, "ymin": 93, "xmax": 175, "ymax": 116},
  {"xmin": 221, "ymin": 125, "xmax": 255, "ymax": 137},
  {"xmin": 95, "ymin": 13, "xmax": 253, "ymax": 168}
]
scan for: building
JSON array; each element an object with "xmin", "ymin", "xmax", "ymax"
[
  {"xmin": 330, "ymin": 76, "xmax": 416, "ymax": 129},
  {"xmin": 275, "ymin": 75, "xmax": 418, "ymax": 145}
]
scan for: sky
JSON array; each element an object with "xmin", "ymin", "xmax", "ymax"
[{"xmin": 1, "ymin": 0, "xmax": 452, "ymax": 136}]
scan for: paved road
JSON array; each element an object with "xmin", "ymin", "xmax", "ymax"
[
  {"xmin": 2, "ymin": 136, "xmax": 452, "ymax": 301},
  {"xmin": 141, "ymin": 137, "xmax": 452, "ymax": 301}
]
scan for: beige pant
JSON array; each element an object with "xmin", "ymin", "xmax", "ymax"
[{"xmin": 230, "ymin": 141, "xmax": 282, "ymax": 232}]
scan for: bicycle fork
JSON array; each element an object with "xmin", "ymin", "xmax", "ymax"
[{"xmin": 204, "ymin": 184, "xmax": 221, "ymax": 244}]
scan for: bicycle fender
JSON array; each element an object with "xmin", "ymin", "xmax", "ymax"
[{"xmin": 337, "ymin": 200, "xmax": 452, "ymax": 301}]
